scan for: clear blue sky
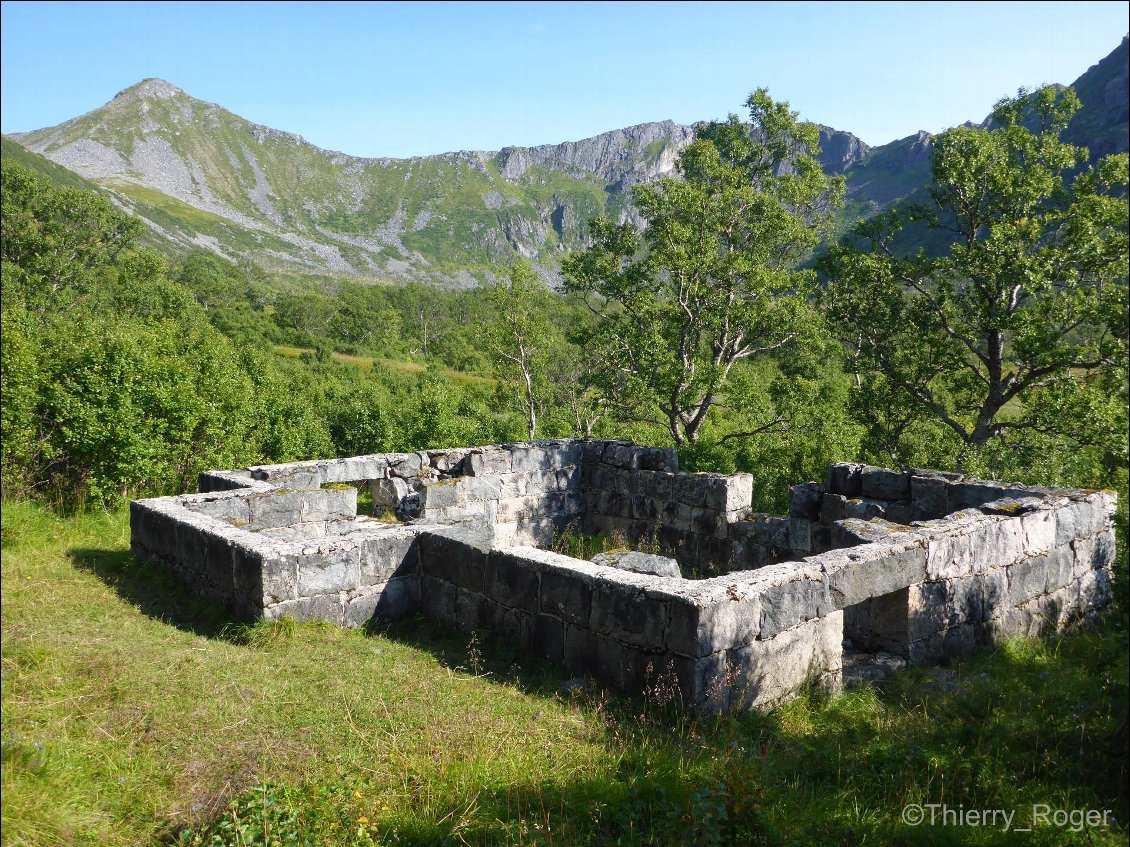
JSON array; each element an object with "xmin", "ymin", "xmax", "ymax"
[{"xmin": 1, "ymin": 1, "xmax": 1126, "ymax": 157}]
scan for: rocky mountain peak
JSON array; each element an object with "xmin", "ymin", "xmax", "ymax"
[{"xmin": 113, "ymin": 78, "xmax": 185, "ymax": 102}]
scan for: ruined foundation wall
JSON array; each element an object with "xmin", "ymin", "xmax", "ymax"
[{"xmin": 130, "ymin": 443, "xmax": 1117, "ymax": 711}]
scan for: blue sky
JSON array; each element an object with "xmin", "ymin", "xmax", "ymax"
[{"xmin": 1, "ymin": 1, "xmax": 1126, "ymax": 157}]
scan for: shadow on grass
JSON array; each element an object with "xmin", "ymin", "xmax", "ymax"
[
  {"xmin": 370, "ymin": 613, "xmax": 579, "ymax": 702},
  {"xmin": 361, "ymin": 627, "xmax": 1129, "ymax": 847},
  {"xmin": 68, "ymin": 547, "xmax": 242, "ymax": 640}
]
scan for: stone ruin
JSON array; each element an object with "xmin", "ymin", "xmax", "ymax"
[{"xmin": 130, "ymin": 439, "xmax": 1116, "ymax": 711}]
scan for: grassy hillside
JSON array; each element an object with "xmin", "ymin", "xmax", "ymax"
[
  {"xmin": 2, "ymin": 501, "xmax": 1125, "ymax": 846},
  {"xmin": 8, "ymin": 81, "xmax": 678, "ymax": 284}
]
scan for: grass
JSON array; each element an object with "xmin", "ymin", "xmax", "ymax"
[
  {"xmin": 2, "ymin": 499, "xmax": 1127, "ymax": 846},
  {"xmin": 271, "ymin": 344, "xmax": 494, "ymax": 386}
]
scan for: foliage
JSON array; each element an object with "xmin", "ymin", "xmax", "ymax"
[
  {"xmin": 817, "ymin": 86, "xmax": 1129, "ymax": 476},
  {"xmin": 484, "ymin": 262, "xmax": 565, "ymax": 439},
  {"xmin": 1, "ymin": 164, "xmax": 271, "ymax": 506},
  {"xmin": 564, "ymin": 89, "xmax": 844, "ymax": 446}
]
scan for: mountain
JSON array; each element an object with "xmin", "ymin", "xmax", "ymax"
[
  {"xmin": 6, "ymin": 79, "xmax": 698, "ymax": 285},
  {"xmin": 4, "ymin": 79, "xmax": 872, "ymax": 284},
  {"xmin": 5, "ymin": 37, "xmax": 1125, "ymax": 283}
]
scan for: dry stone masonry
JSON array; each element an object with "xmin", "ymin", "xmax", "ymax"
[{"xmin": 131, "ymin": 440, "xmax": 1116, "ymax": 711}]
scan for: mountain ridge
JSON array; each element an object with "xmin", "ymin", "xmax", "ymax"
[{"xmin": 6, "ymin": 36, "xmax": 1126, "ymax": 284}]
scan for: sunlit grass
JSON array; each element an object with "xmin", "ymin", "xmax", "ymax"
[
  {"xmin": 2, "ymin": 500, "xmax": 1126, "ymax": 846},
  {"xmin": 272, "ymin": 344, "xmax": 494, "ymax": 386}
]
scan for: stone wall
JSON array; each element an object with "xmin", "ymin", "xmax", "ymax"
[{"xmin": 130, "ymin": 441, "xmax": 1117, "ymax": 711}]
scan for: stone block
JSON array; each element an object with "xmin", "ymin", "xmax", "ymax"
[
  {"xmin": 191, "ymin": 495, "xmax": 251, "ymax": 525},
  {"xmin": 589, "ymin": 582, "xmax": 669, "ymax": 648},
  {"xmin": 370, "ymin": 477, "xmax": 410, "ymax": 510},
  {"xmin": 199, "ymin": 469, "xmax": 256, "ymax": 493},
  {"xmin": 297, "ymin": 542, "xmax": 360, "ymax": 596},
  {"xmin": 1062, "ymin": 494, "xmax": 1116, "ymax": 539},
  {"xmin": 417, "ymin": 527, "xmax": 491, "ymax": 592},
  {"xmin": 661, "ymin": 500, "xmax": 694, "ymax": 532},
  {"xmin": 427, "ymin": 449, "xmax": 469, "ymax": 475},
  {"xmin": 1076, "ymin": 568, "xmax": 1112, "ymax": 612},
  {"xmin": 387, "ymin": 453, "xmax": 423, "ymax": 479},
  {"xmin": 951, "ymin": 481, "xmax": 1011, "ymax": 511},
  {"xmin": 639, "ymin": 446, "xmax": 679, "ymax": 472},
  {"xmin": 670, "ymin": 475, "xmax": 710, "ymax": 509},
  {"xmin": 538, "ymin": 567, "xmax": 592, "ymax": 625},
  {"xmin": 172, "ymin": 515, "xmax": 209, "ymax": 576},
  {"xmin": 703, "ymin": 474, "xmax": 752, "ymax": 512},
  {"xmin": 696, "ymin": 535, "xmax": 739, "ymax": 572},
  {"xmin": 728, "ymin": 611, "xmax": 843, "ymax": 710},
  {"xmin": 203, "ymin": 530, "xmax": 236, "ymax": 591},
  {"xmin": 843, "ymin": 589, "xmax": 909, "ymax": 654},
  {"xmin": 1072, "ymin": 531, "xmax": 1116, "ymax": 576},
  {"xmin": 631, "ymin": 494, "xmax": 661, "ymax": 521},
  {"xmin": 357, "ymin": 576, "xmax": 418, "ymax": 625},
  {"xmin": 259, "ymin": 549, "xmax": 298, "ymax": 605},
  {"xmin": 248, "ymin": 490, "xmax": 306, "ymax": 530},
  {"xmin": 826, "ymin": 463, "xmax": 864, "ymax": 497},
  {"xmin": 951, "ymin": 571, "xmax": 1008, "ymax": 624},
  {"xmin": 691, "ymin": 507, "xmax": 726, "ymax": 538},
  {"xmin": 860, "ymin": 467, "xmax": 910, "ymax": 500},
  {"xmin": 658, "ymin": 525, "xmax": 697, "ymax": 564},
  {"xmin": 424, "ymin": 500, "xmax": 497, "ymax": 526},
  {"xmin": 555, "ymin": 466, "xmax": 582, "ymax": 491},
  {"xmin": 335, "ymin": 456, "xmax": 390, "ymax": 481},
  {"xmin": 453, "ymin": 589, "xmax": 494, "ymax": 633},
  {"xmin": 420, "ymin": 575, "xmax": 457, "ymax": 621},
  {"xmin": 820, "ymin": 493, "xmax": 848, "ymax": 524},
  {"xmin": 824, "ymin": 545, "xmax": 926, "ymax": 609},
  {"xmin": 925, "ymin": 528, "xmax": 977, "ymax": 580},
  {"xmin": 907, "ymin": 581, "xmax": 953, "ymax": 642},
  {"xmin": 967, "ymin": 517, "xmax": 1026, "ymax": 571},
  {"xmin": 591, "ymin": 550, "xmax": 681, "ymax": 578},
  {"xmin": 1019, "ymin": 509, "xmax": 1056, "ymax": 556},
  {"xmin": 302, "ymin": 489, "xmax": 357, "ymax": 523},
  {"xmin": 1006, "ymin": 555, "xmax": 1052, "ymax": 605},
  {"xmin": 359, "ymin": 528, "xmax": 418, "ymax": 586},
  {"xmin": 788, "ymin": 482, "xmax": 824, "ymax": 519},
  {"xmin": 519, "ymin": 613, "xmax": 565, "ymax": 663},
  {"xmin": 545, "ymin": 490, "xmax": 583, "ymax": 516},
  {"xmin": 265, "ymin": 593, "xmax": 344, "ymax": 625},
  {"xmin": 1042, "ymin": 543, "xmax": 1076, "ymax": 592},
  {"xmin": 603, "ymin": 442, "xmax": 642, "ymax": 470},
  {"xmin": 758, "ymin": 572, "xmax": 833, "ymax": 639},
  {"xmin": 562, "ymin": 625, "xmax": 599, "ymax": 678},
  {"xmin": 910, "ymin": 475, "xmax": 951, "ymax": 518},
  {"xmin": 420, "ymin": 480, "xmax": 465, "ymax": 509},
  {"xmin": 509, "ymin": 445, "xmax": 548, "ymax": 474},
  {"xmin": 599, "ymin": 489, "xmax": 631, "ymax": 519},
  {"xmin": 618, "ymin": 645, "xmax": 672, "ymax": 694},
  {"xmin": 908, "ymin": 623, "xmax": 977, "ymax": 664},
  {"xmin": 666, "ymin": 588, "xmax": 761, "ymax": 657},
  {"xmin": 669, "ymin": 652, "xmax": 731, "ymax": 711},
  {"xmin": 469, "ymin": 449, "xmax": 511, "ymax": 476},
  {"xmin": 843, "ymin": 498, "xmax": 888, "ymax": 521},
  {"xmin": 485, "ymin": 551, "xmax": 541, "ymax": 612},
  {"xmin": 788, "ymin": 518, "xmax": 812, "ymax": 553}
]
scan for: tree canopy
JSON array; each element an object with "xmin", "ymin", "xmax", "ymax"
[
  {"xmin": 817, "ymin": 86, "xmax": 1129, "ymax": 473},
  {"xmin": 563, "ymin": 89, "xmax": 844, "ymax": 446}
]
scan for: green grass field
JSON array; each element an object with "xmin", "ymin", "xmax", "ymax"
[
  {"xmin": 272, "ymin": 345, "xmax": 495, "ymax": 387},
  {"xmin": 2, "ymin": 500, "xmax": 1126, "ymax": 846}
]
